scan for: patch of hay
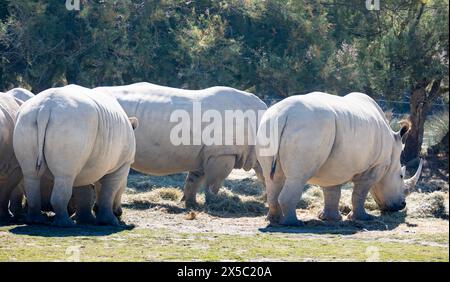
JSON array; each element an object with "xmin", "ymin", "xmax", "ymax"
[
  {"xmin": 296, "ymin": 185, "xmax": 379, "ymax": 215},
  {"xmin": 127, "ymin": 173, "xmax": 186, "ymax": 191},
  {"xmin": 407, "ymin": 191, "xmax": 449, "ymax": 219},
  {"xmin": 223, "ymin": 178, "xmax": 264, "ymax": 196},
  {"xmin": 202, "ymin": 188, "xmax": 266, "ymax": 216}
]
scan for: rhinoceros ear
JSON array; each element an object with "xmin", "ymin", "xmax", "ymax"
[
  {"xmin": 129, "ymin": 117, "xmax": 139, "ymax": 130},
  {"xmin": 397, "ymin": 119, "xmax": 411, "ymax": 143}
]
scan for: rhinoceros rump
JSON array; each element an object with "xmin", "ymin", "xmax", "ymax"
[
  {"xmin": 0, "ymin": 93, "xmax": 23, "ymax": 222},
  {"xmin": 94, "ymin": 82, "xmax": 267, "ymax": 206},
  {"xmin": 13, "ymin": 85, "xmax": 137, "ymax": 227},
  {"xmin": 256, "ymin": 92, "xmax": 422, "ymax": 226}
]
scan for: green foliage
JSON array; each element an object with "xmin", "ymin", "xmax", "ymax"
[{"xmin": 0, "ymin": 0, "xmax": 448, "ymax": 101}]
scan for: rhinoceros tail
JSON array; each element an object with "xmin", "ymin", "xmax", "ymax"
[
  {"xmin": 36, "ymin": 106, "xmax": 51, "ymax": 173},
  {"xmin": 269, "ymin": 114, "xmax": 288, "ymax": 180}
]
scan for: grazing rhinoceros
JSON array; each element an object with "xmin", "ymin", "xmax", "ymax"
[
  {"xmin": 94, "ymin": 82, "xmax": 267, "ymax": 206},
  {"xmin": 256, "ymin": 92, "xmax": 423, "ymax": 226},
  {"xmin": 13, "ymin": 85, "xmax": 137, "ymax": 226},
  {"xmin": 0, "ymin": 92, "xmax": 23, "ymax": 222}
]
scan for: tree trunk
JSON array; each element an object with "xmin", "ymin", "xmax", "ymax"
[
  {"xmin": 402, "ymin": 87, "xmax": 427, "ymax": 163},
  {"xmin": 402, "ymin": 79, "xmax": 442, "ymax": 163}
]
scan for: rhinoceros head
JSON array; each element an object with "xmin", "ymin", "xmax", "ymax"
[{"xmin": 370, "ymin": 121, "xmax": 423, "ymax": 212}]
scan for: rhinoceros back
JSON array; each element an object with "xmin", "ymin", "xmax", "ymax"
[{"xmin": 94, "ymin": 82, "xmax": 267, "ymax": 175}]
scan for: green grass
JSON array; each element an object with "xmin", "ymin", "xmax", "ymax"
[{"xmin": 0, "ymin": 225, "xmax": 447, "ymax": 262}]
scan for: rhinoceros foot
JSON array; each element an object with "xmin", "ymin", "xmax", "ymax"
[
  {"xmin": 52, "ymin": 216, "xmax": 76, "ymax": 227},
  {"xmin": 96, "ymin": 213, "xmax": 120, "ymax": 226},
  {"xmin": 280, "ymin": 218, "xmax": 304, "ymax": 227},
  {"xmin": 347, "ymin": 211, "xmax": 375, "ymax": 221},
  {"xmin": 74, "ymin": 212, "xmax": 96, "ymax": 225},
  {"xmin": 318, "ymin": 210, "xmax": 343, "ymax": 221}
]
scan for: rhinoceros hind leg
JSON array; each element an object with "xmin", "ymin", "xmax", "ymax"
[
  {"xmin": 265, "ymin": 159, "xmax": 285, "ymax": 226},
  {"xmin": 23, "ymin": 175, "xmax": 47, "ymax": 224},
  {"xmin": 319, "ymin": 186, "xmax": 342, "ymax": 221},
  {"xmin": 113, "ymin": 179, "xmax": 126, "ymax": 218},
  {"xmin": 50, "ymin": 176, "xmax": 76, "ymax": 227},
  {"xmin": 278, "ymin": 177, "xmax": 307, "ymax": 226},
  {"xmin": 181, "ymin": 171, "xmax": 204, "ymax": 208}
]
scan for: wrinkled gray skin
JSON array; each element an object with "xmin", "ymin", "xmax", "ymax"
[
  {"xmin": 256, "ymin": 92, "xmax": 423, "ymax": 226},
  {"xmin": 94, "ymin": 82, "xmax": 267, "ymax": 206},
  {"xmin": 0, "ymin": 92, "xmax": 22, "ymax": 222},
  {"xmin": 13, "ymin": 85, "xmax": 137, "ymax": 227}
]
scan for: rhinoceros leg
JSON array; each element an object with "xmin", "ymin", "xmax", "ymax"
[
  {"xmin": 347, "ymin": 175, "xmax": 377, "ymax": 221},
  {"xmin": 23, "ymin": 175, "xmax": 47, "ymax": 224},
  {"xmin": 113, "ymin": 178, "xmax": 126, "ymax": 218},
  {"xmin": 50, "ymin": 175, "xmax": 76, "ymax": 227},
  {"xmin": 265, "ymin": 161, "xmax": 285, "ymax": 226},
  {"xmin": 204, "ymin": 155, "xmax": 235, "ymax": 202},
  {"xmin": 73, "ymin": 185, "xmax": 95, "ymax": 225},
  {"xmin": 319, "ymin": 186, "xmax": 342, "ymax": 221},
  {"xmin": 278, "ymin": 177, "xmax": 307, "ymax": 226},
  {"xmin": 96, "ymin": 164, "xmax": 130, "ymax": 226},
  {"xmin": 182, "ymin": 171, "xmax": 205, "ymax": 207},
  {"xmin": 0, "ymin": 167, "xmax": 22, "ymax": 222},
  {"xmin": 9, "ymin": 182, "xmax": 25, "ymax": 218}
]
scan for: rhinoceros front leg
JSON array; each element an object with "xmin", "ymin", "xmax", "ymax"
[
  {"xmin": 348, "ymin": 179, "xmax": 376, "ymax": 221},
  {"xmin": 204, "ymin": 155, "xmax": 235, "ymax": 203},
  {"xmin": 319, "ymin": 186, "xmax": 342, "ymax": 221},
  {"xmin": 181, "ymin": 170, "xmax": 204, "ymax": 208},
  {"xmin": 73, "ymin": 185, "xmax": 96, "ymax": 225},
  {"xmin": 96, "ymin": 164, "xmax": 130, "ymax": 226}
]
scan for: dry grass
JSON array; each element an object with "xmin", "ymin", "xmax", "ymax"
[
  {"xmin": 407, "ymin": 191, "xmax": 449, "ymax": 219},
  {"xmin": 124, "ymin": 171, "xmax": 448, "ymax": 222}
]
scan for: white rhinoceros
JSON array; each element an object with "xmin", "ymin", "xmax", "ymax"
[
  {"xmin": 3, "ymin": 88, "xmax": 81, "ymax": 219},
  {"xmin": 0, "ymin": 92, "xmax": 23, "ymax": 222},
  {"xmin": 94, "ymin": 82, "xmax": 267, "ymax": 206},
  {"xmin": 13, "ymin": 85, "xmax": 137, "ymax": 226},
  {"xmin": 256, "ymin": 92, "xmax": 423, "ymax": 226}
]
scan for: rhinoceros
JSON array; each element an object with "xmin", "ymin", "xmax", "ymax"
[
  {"xmin": 94, "ymin": 82, "xmax": 267, "ymax": 206},
  {"xmin": 13, "ymin": 85, "xmax": 137, "ymax": 226},
  {"xmin": 0, "ymin": 92, "xmax": 23, "ymax": 222},
  {"xmin": 1, "ymin": 88, "xmax": 79, "ymax": 219},
  {"xmin": 256, "ymin": 92, "xmax": 423, "ymax": 226}
]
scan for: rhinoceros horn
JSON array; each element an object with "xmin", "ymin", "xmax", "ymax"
[{"xmin": 404, "ymin": 158, "xmax": 423, "ymax": 195}]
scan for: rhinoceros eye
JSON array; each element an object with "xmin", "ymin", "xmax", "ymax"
[{"xmin": 400, "ymin": 175, "xmax": 404, "ymax": 179}]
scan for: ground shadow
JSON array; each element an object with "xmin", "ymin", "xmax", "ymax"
[
  {"xmin": 9, "ymin": 223, "xmax": 134, "ymax": 237},
  {"xmin": 258, "ymin": 211, "xmax": 408, "ymax": 235}
]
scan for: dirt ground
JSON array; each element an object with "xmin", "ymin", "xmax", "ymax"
[{"xmin": 0, "ymin": 168, "xmax": 448, "ymax": 261}]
